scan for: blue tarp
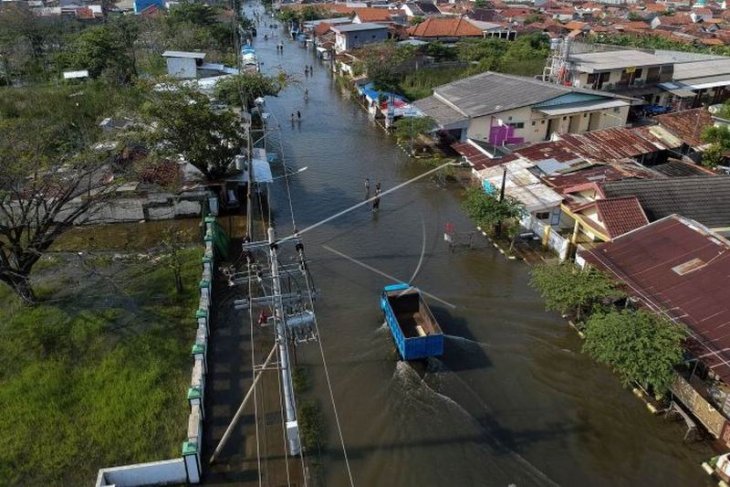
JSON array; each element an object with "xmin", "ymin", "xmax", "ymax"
[
  {"xmin": 482, "ymin": 179, "xmax": 496, "ymax": 194},
  {"xmin": 358, "ymin": 82, "xmax": 404, "ymax": 104}
]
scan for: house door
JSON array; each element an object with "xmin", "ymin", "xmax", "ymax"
[
  {"xmin": 546, "ymin": 118, "xmax": 558, "ymax": 140},
  {"xmin": 568, "ymin": 115, "xmax": 581, "ymax": 133},
  {"xmin": 588, "ymin": 112, "xmax": 601, "ymax": 131}
]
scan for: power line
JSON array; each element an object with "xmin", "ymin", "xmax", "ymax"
[
  {"xmin": 247, "ymin": 257, "xmax": 263, "ymax": 487},
  {"xmin": 297, "ymin": 245, "xmax": 356, "ymax": 487}
]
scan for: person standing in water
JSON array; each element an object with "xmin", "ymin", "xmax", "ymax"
[
  {"xmin": 297, "ymin": 110, "xmax": 301, "ymax": 120},
  {"xmin": 372, "ymin": 187, "xmax": 381, "ymax": 212},
  {"xmin": 364, "ymin": 178, "xmax": 370, "ymax": 198}
]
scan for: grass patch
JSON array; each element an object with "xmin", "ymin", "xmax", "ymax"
[
  {"xmin": 399, "ymin": 67, "xmax": 468, "ymax": 101},
  {"xmin": 0, "ymin": 247, "xmax": 202, "ymax": 486}
]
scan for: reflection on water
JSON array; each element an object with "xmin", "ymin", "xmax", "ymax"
[{"xmin": 53, "ymin": 215, "xmax": 247, "ymax": 252}]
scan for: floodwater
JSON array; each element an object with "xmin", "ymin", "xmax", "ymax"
[{"xmin": 240, "ymin": 5, "xmax": 714, "ymax": 486}]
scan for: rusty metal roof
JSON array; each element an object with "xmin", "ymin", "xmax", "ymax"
[
  {"xmin": 581, "ymin": 215, "xmax": 730, "ymax": 382},
  {"xmin": 451, "ymin": 142, "xmax": 515, "ymax": 171},
  {"xmin": 559, "ymin": 126, "xmax": 670, "ymax": 161},
  {"xmin": 654, "ymin": 108, "xmax": 713, "ymax": 148},
  {"xmin": 543, "ymin": 164, "xmax": 627, "ymax": 193}
]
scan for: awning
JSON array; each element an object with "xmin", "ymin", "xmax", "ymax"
[
  {"xmin": 535, "ymin": 99, "xmax": 629, "ymax": 116},
  {"xmin": 658, "ymin": 82, "xmax": 696, "ymax": 98},
  {"xmin": 251, "ymin": 158, "xmax": 273, "ymax": 183}
]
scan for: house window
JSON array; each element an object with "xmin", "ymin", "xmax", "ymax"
[
  {"xmin": 508, "ymin": 122, "xmax": 524, "ymax": 129},
  {"xmin": 535, "ymin": 211, "xmax": 550, "ymax": 220},
  {"xmin": 562, "ymin": 116, "xmax": 567, "ymax": 120},
  {"xmin": 583, "ymin": 113, "xmax": 588, "ymax": 117},
  {"xmin": 634, "ymin": 68, "xmax": 643, "ymax": 79},
  {"xmin": 531, "ymin": 121, "xmax": 536, "ymax": 126},
  {"xmin": 541, "ymin": 120, "xmax": 545, "ymax": 124},
  {"xmin": 613, "ymin": 107, "xmax": 620, "ymax": 113}
]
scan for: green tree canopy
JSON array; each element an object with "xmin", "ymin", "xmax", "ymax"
[
  {"xmin": 393, "ymin": 116, "xmax": 435, "ymax": 143},
  {"xmin": 59, "ymin": 20, "xmax": 138, "ymax": 83},
  {"xmin": 583, "ymin": 309, "xmax": 685, "ymax": 394},
  {"xmin": 0, "ymin": 83, "xmax": 141, "ymax": 303},
  {"xmin": 214, "ymin": 72, "xmax": 289, "ymax": 109},
  {"xmin": 141, "ymin": 86, "xmax": 245, "ymax": 181},
  {"xmin": 462, "ymin": 186, "xmax": 523, "ymax": 234},
  {"xmin": 701, "ymin": 125, "xmax": 730, "ymax": 168},
  {"xmin": 529, "ymin": 262, "xmax": 625, "ymax": 320}
]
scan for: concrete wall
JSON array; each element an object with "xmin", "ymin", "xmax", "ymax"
[
  {"xmin": 65, "ymin": 191, "xmax": 206, "ymax": 225},
  {"xmin": 336, "ymin": 29, "xmax": 388, "ymax": 52},
  {"xmin": 96, "ymin": 459, "xmax": 187, "ymax": 487},
  {"xmin": 166, "ymin": 57, "xmax": 198, "ymax": 79}
]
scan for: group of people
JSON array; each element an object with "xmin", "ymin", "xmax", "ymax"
[
  {"xmin": 276, "ymin": 43, "xmax": 284, "ymax": 53},
  {"xmin": 364, "ymin": 178, "xmax": 382, "ymax": 212},
  {"xmin": 291, "ymin": 111, "xmax": 302, "ymax": 123},
  {"xmin": 304, "ymin": 65, "xmax": 314, "ymax": 77}
]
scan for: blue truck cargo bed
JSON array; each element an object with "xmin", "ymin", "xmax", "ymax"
[{"xmin": 381, "ymin": 283, "xmax": 444, "ymax": 360}]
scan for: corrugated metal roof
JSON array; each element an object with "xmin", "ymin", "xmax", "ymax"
[
  {"xmin": 672, "ymin": 58, "xmax": 730, "ymax": 83},
  {"xmin": 558, "ymin": 125, "xmax": 675, "ymax": 161},
  {"xmin": 602, "ymin": 175, "xmax": 730, "ymax": 229},
  {"xmin": 536, "ymin": 99, "xmax": 628, "ymax": 116},
  {"xmin": 477, "ymin": 159, "xmax": 564, "ymax": 212},
  {"xmin": 655, "ymin": 108, "xmax": 712, "ymax": 148},
  {"xmin": 332, "ymin": 22, "xmax": 388, "ymax": 32},
  {"xmin": 413, "ymin": 96, "xmax": 468, "ymax": 128},
  {"xmin": 433, "ymin": 72, "xmax": 576, "ymax": 118},
  {"xmin": 581, "ymin": 215, "xmax": 730, "ymax": 382},
  {"xmin": 569, "ymin": 50, "xmax": 668, "ymax": 73}
]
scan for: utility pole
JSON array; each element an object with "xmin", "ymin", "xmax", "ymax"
[{"xmin": 268, "ymin": 226, "xmax": 301, "ymax": 455}]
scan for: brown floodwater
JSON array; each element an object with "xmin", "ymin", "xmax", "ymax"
[{"xmin": 221, "ymin": 6, "xmax": 716, "ymax": 485}]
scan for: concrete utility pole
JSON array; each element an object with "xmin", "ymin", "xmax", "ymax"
[{"xmin": 268, "ymin": 225, "xmax": 301, "ymax": 455}]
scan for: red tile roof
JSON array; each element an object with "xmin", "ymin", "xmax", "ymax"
[
  {"xmin": 354, "ymin": 8, "xmax": 394, "ymax": 22},
  {"xmin": 408, "ymin": 17, "xmax": 484, "ymax": 38},
  {"xmin": 593, "ymin": 196, "xmax": 649, "ymax": 238},
  {"xmin": 313, "ymin": 22, "xmax": 333, "ymax": 37},
  {"xmin": 581, "ymin": 215, "xmax": 730, "ymax": 382},
  {"xmin": 563, "ymin": 20, "xmax": 588, "ymax": 30}
]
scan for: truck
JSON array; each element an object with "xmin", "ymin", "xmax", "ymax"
[{"xmin": 380, "ymin": 283, "xmax": 444, "ymax": 360}]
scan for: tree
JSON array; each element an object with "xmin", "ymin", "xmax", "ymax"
[
  {"xmin": 393, "ymin": 116, "xmax": 435, "ymax": 154},
  {"xmin": 410, "ymin": 16, "xmax": 425, "ymax": 26},
  {"xmin": 701, "ymin": 125, "xmax": 730, "ymax": 168},
  {"xmin": 583, "ymin": 309, "xmax": 685, "ymax": 394},
  {"xmin": 529, "ymin": 262, "xmax": 625, "ymax": 320},
  {"xmin": 461, "ymin": 186, "xmax": 523, "ymax": 236},
  {"xmin": 60, "ymin": 23, "xmax": 137, "ymax": 83},
  {"xmin": 0, "ymin": 121, "xmax": 122, "ymax": 304},
  {"xmin": 160, "ymin": 225, "xmax": 191, "ymax": 294},
  {"xmin": 214, "ymin": 72, "xmax": 289, "ymax": 110},
  {"xmin": 360, "ymin": 43, "xmax": 416, "ymax": 93},
  {"xmin": 141, "ymin": 86, "xmax": 245, "ymax": 181}
]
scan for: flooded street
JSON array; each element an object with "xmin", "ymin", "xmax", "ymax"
[{"xmin": 244, "ymin": 5, "xmax": 713, "ymax": 486}]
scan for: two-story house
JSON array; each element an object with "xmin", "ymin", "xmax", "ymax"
[{"xmin": 566, "ymin": 49, "xmax": 674, "ymax": 102}]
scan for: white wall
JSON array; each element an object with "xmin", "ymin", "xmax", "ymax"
[
  {"xmin": 465, "ymin": 103, "xmax": 629, "ymax": 144},
  {"xmin": 96, "ymin": 459, "xmax": 187, "ymax": 487}
]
